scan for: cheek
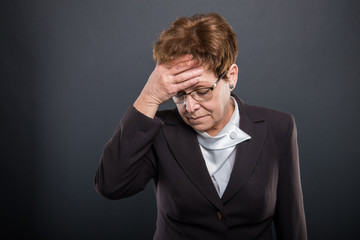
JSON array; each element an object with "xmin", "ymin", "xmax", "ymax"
[
  {"xmin": 210, "ymin": 106, "xmax": 225, "ymax": 121},
  {"xmin": 212, "ymin": 88, "xmax": 231, "ymax": 116},
  {"xmin": 207, "ymin": 98, "xmax": 227, "ymax": 119}
]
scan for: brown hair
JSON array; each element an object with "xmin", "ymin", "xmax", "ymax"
[{"xmin": 153, "ymin": 13, "xmax": 238, "ymax": 78}]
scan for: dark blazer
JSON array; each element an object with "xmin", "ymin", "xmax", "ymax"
[{"xmin": 95, "ymin": 95, "xmax": 307, "ymax": 240}]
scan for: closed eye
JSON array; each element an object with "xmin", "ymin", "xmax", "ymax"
[{"xmin": 195, "ymin": 88, "xmax": 211, "ymax": 95}]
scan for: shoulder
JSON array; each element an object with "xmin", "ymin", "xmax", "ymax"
[
  {"xmin": 235, "ymin": 95, "xmax": 295, "ymax": 137},
  {"xmin": 235, "ymin": 94, "xmax": 293, "ymax": 121},
  {"xmin": 249, "ymin": 104, "xmax": 294, "ymax": 135},
  {"xmin": 246, "ymin": 103, "xmax": 293, "ymax": 123}
]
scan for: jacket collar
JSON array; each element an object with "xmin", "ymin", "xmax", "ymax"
[{"xmin": 161, "ymin": 94, "xmax": 266, "ymax": 209}]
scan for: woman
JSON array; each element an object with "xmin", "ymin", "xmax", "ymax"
[{"xmin": 95, "ymin": 13, "xmax": 307, "ymax": 240}]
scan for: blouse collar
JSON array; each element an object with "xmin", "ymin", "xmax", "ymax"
[{"xmin": 197, "ymin": 97, "xmax": 251, "ymax": 150}]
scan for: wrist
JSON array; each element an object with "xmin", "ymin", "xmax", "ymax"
[{"xmin": 133, "ymin": 92, "xmax": 160, "ymax": 119}]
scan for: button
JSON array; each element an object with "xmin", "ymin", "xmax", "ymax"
[
  {"xmin": 230, "ymin": 131, "xmax": 237, "ymax": 139},
  {"xmin": 216, "ymin": 211, "xmax": 224, "ymax": 221}
]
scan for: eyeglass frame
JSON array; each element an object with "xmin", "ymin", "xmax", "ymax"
[{"xmin": 172, "ymin": 71, "xmax": 228, "ymax": 104}]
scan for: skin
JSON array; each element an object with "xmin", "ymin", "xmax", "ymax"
[{"xmin": 134, "ymin": 55, "xmax": 238, "ymax": 137}]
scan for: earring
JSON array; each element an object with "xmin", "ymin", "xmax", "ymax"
[{"xmin": 230, "ymin": 84, "xmax": 234, "ymax": 89}]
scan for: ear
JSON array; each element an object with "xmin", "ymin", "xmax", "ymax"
[{"xmin": 227, "ymin": 63, "xmax": 238, "ymax": 91}]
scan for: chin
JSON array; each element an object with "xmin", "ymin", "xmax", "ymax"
[{"xmin": 188, "ymin": 123, "xmax": 211, "ymax": 132}]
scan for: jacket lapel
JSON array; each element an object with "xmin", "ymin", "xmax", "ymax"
[
  {"xmin": 221, "ymin": 96, "xmax": 267, "ymax": 203},
  {"xmin": 162, "ymin": 110, "xmax": 224, "ymax": 211},
  {"xmin": 161, "ymin": 95, "xmax": 266, "ymax": 209}
]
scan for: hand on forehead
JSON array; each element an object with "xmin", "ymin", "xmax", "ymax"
[
  {"xmin": 163, "ymin": 54, "xmax": 198, "ymax": 68},
  {"xmin": 186, "ymin": 70, "xmax": 216, "ymax": 89},
  {"xmin": 167, "ymin": 55, "xmax": 214, "ymax": 75}
]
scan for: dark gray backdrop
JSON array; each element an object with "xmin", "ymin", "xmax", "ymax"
[{"xmin": 2, "ymin": 0, "xmax": 359, "ymax": 239}]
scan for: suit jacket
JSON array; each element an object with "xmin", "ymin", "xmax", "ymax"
[{"xmin": 95, "ymin": 95, "xmax": 307, "ymax": 240}]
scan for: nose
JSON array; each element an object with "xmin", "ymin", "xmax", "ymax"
[{"xmin": 184, "ymin": 94, "xmax": 200, "ymax": 113}]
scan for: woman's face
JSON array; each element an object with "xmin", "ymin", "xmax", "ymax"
[{"xmin": 176, "ymin": 65, "xmax": 238, "ymax": 136}]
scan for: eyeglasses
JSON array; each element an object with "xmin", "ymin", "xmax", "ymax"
[{"xmin": 172, "ymin": 71, "xmax": 227, "ymax": 104}]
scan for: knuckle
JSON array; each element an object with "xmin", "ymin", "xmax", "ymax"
[
  {"xmin": 180, "ymin": 61, "xmax": 189, "ymax": 67},
  {"xmin": 172, "ymin": 65, "xmax": 180, "ymax": 72}
]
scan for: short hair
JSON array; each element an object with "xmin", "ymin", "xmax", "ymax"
[{"xmin": 153, "ymin": 13, "xmax": 238, "ymax": 78}]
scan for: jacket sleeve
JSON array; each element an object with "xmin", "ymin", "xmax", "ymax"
[
  {"xmin": 94, "ymin": 105, "xmax": 163, "ymax": 200},
  {"xmin": 274, "ymin": 114, "xmax": 307, "ymax": 239}
]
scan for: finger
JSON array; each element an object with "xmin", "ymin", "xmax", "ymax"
[
  {"xmin": 162, "ymin": 54, "xmax": 193, "ymax": 69},
  {"xmin": 170, "ymin": 59, "xmax": 201, "ymax": 76},
  {"xmin": 167, "ymin": 54, "xmax": 193, "ymax": 66},
  {"xmin": 173, "ymin": 67, "xmax": 203, "ymax": 84},
  {"xmin": 174, "ymin": 77, "xmax": 200, "ymax": 93}
]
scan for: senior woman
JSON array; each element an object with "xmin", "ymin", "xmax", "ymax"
[{"xmin": 95, "ymin": 13, "xmax": 307, "ymax": 240}]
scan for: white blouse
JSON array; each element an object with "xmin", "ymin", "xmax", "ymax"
[{"xmin": 197, "ymin": 98, "xmax": 251, "ymax": 197}]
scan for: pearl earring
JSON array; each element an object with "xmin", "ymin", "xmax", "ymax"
[{"xmin": 230, "ymin": 84, "xmax": 234, "ymax": 89}]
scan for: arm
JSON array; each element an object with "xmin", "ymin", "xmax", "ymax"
[
  {"xmin": 274, "ymin": 115, "xmax": 307, "ymax": 239},
  {"xmin": 94, "ymin": 106, "xmax": 163, "ymax": 199},
  {"xmin": 95, "ymin": 55, "xmax": 202, "ymax": 199}
]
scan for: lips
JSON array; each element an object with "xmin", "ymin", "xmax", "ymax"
[{"xmin": 187, "ymin": 115, "xmax": 207, "ymax": 121}]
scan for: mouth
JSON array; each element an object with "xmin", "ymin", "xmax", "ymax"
[{"xmin": 187, "ymin": 115, "xmax": 207, "ymax": 121}]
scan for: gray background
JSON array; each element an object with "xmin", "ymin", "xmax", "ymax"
[{"xmin": 2, "ymin": 0, "xmax": 359, "ymax": 239}]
